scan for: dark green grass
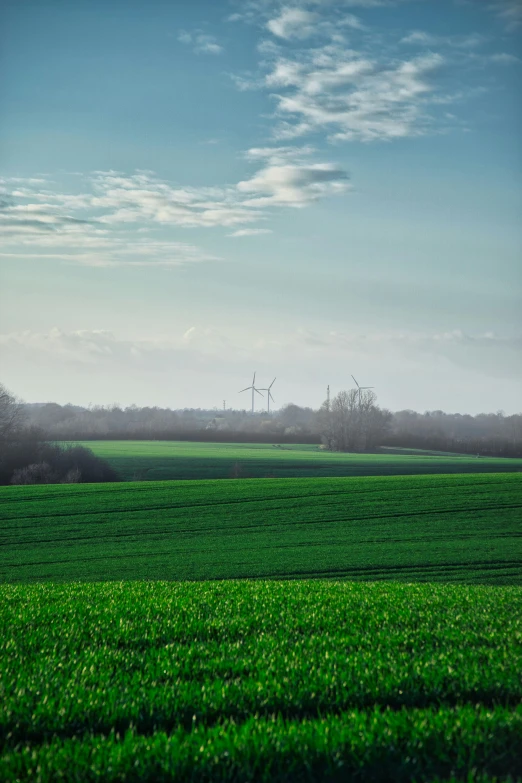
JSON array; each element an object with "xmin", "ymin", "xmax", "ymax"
[
  {"xmin": 72, "ymin": 440, "xmax": 522, "ymax": 481},
  {"xmin": 1, "ymin": 581, "xmax": 521, "ymax": 782},
  {"xmin": 1, "ymin": 473, "xmax": 521, "ymax": 584}
]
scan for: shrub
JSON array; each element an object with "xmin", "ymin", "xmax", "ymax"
[
  {"xmin": 11, "ymin": 462, "xmax": 56, "ymax": 485},
  {"xmin": 50, "ymin": 445, "xmax": 119, "ymax": 483},
  {"xmin": 62, "ymin": 466, "xmax": 82, "ymax": 484},
  {"xmin": 2, "ymin": 441, "xmax": 119, "ymax": 486}
]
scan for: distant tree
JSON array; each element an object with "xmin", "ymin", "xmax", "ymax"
[
  {"xmin": 0, "ymin": 382, "xmax": 120, "ymax": 484},
  {"xmin": 323, "ymin": 389, "xmax": 391, "ymax": 452},
  {"xmin": 0, "ymin": 383, "xmax": 24, "ymax": 444},
  {"xmin": 14, "ymin": 386, "xmax": 522, "ymax": 456}
]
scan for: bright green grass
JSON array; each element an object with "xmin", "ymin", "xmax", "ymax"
[
  {"xmin": 1, "ymin": 473, "xmax": 521, "ymax": 584},
  {"xmin": 1, "ymin": 581, "xmax": 521, "ymax": 782},
  {"xmin": 71, "ymin": 440, "xmax": 522, "ymax": 482}
]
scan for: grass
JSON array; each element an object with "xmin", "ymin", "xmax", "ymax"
[
  {"xmin": 1, "ymin": 472, "xmax": 521, "ymax": 584},
  {"xmin": 1, "ymin": 581, "xmax": 521, "ymax": 782},
  {"xmin": 70, "ymin": 440, "xmax": 522, "ymax": 482},
  {"xmin": 2, "ymin": 471, "xmax": 521, "ymax": 780}
]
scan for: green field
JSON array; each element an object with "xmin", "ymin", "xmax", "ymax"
[
  {"xmin": 1, "ymin": 581, "xmax": 521, "ymax": 782},
  {"xmin": 73, "ymin": 440, "xmax": 522, "ymax": 481},
  {"xmin": 2, "ymin": 473, "xmax": 521, "ymax": 584}
]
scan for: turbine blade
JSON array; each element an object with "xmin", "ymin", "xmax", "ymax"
[
  {"xmin": 255, "ymin": 389, "xmax": 264, "ymax": 397},
  {"xmin": 239, "ymin": 387, "xmax": 251, "ymax": 393},
  {"xmin": 269, "ymin": 392, "xmax": 275, "ymax": 402},
  {"xmin": 351, "ymin": 375, "xmax": 360, "ymax": 388},
  {"xmin": 252, "ymin": 372, "xmax": 256, "ymax": 385},
  {"xmin": 270, "ymin": 377, "xmax": 276, "ymax": 388}
]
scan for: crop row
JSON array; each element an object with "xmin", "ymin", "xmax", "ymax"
[
  {"xmin": 1, "ymin": 581, "xmax": 521, "ymax": 739},
  {"xmin": 1, "ymin": 474, "xmax": 520, "ymax": 583},
  {"xmin": 1, "ymin": 581, "xmax": 521, "ymax": 781},
  {"xmin": 2, "ymin": 706, "xmax": 521, "ymax": 782}
]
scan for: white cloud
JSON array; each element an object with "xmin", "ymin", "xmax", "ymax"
[
  {"xmin": 267, "ymin": 8, "xmax": 319, "ymax": 40},
  {"xmin": 0, "ymin": 160, "xmax": 349, "ymax": 266},
  {"xmin": 237, "ymin": 162, "xmax": 349, "ymax": 206},
  {"xmin": 244, "ymin": 144, "xmax": 316, "ymax": 164},
  {"xmin": 257, "ymin": 38, "xmax": 282, "ymax": 55},
  {"xmin": 91, "ymin": 171, "xmax": 259, "ymax": 228},
  {"xmin": 0, "ymin": 176, "xmax": 223, "ymax": 268},
  {"xmin": 0, "ymin": 328, "xmax": 125, "ymax": 366},
  {"xmin": 401, "ymin": 30, "xmax": 437, "ymax": 45},
  {"xmin": 264, "ymin": 48, "xmax": 446, "ymax": 142},
  {"xmin": 178, "ymin": 30, "xmax": 224, "ymax": 55},
  {"xmin": 195, "ymin": 35, "xmax": 224, "ymax": 55},
  {"xmin": 227, "ymin": 228, "xmax": 274, "ymax": 236},
  {"xmin": 230, "ymin": 1, "xmax": 500, "ymax": 145},
  {"xmin": 0, "ymin": 326, "xmax": 239, "ymax": 370},
  {"xmin": 401, "ymin": 30, "xmax": 486, "ymax": 48},
  {"xmin": 229, "ymin": 0, "xmax": 404, "ymax": 22},
  {"xmin": 229, "ymin": 73, "xmax": 263, "ymax": 91},
  {"xmin": 183, "ymin": 326, "xmax": 197, "ymax": 341},
  {"xmin": 265, "ymin": 8, "xmax": 364, "ymax": 45},
  {"xmin": 3, "ymin": 326, "xmax": 519, "ymax": 382}
]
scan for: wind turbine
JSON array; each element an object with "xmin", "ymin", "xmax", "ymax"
[
  {"xmin": 351, "ymin": 375, "xmax": 374, "ymax": 406},
  {"xmin": 239, "ymin": 372, "xmax": 264, "ymax": 414},
  {"xmin": 258, "ymin": 378, "xmax": 276, "ymax": 413}
]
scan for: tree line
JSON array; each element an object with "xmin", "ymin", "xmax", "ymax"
[
  {"xmin": 17, "ymin": 387, "xmax": 522, "ymax": 457},
  {"xmin": 0, "ymin": 384, "xmax": 119, "ymax": 485}
]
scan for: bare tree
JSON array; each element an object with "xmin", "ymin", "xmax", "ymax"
[
  {"xmin": 11, "ymin": 462, "xmax": 55, "ymax": 485},
  {"xmin": 330, "ymin": 389, "xmax": 360, "ymax": 451},
  {"xmin": 324, "ymin": 389, "xmax": 390, "ymax": 452},
  {"xmin": 0, "ymin": 383, "xmax": 24, "ymax": 443}
]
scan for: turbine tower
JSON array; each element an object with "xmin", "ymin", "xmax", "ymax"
[
  {"xmin": 239, "ymin": 372, "xmax": 264, "ymax": 414},
  {"xmin": 351, "ymin": 375, "xmax": 374, "ymax": 406},
  {"xmin": 258, "ymin": 378, "xmax": 276, "ymax": 413}
]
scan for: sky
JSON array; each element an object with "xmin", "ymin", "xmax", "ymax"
[{"xmin": 0, "ymin": 0, "xmax": 521, "ymax": 414}]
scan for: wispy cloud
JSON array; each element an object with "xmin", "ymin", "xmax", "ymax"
[
  {"xmin": 489, "ymin": 0, "xmax": 522, "ymax": 30},
  {"xmin": 489, "ymin": 52, "xmax": 520, "ymax": 64},
  {"xmin": 244, "ymin": 144, "xmax": 317, "ymax": 164},
  {"xmin": 178, "ymin": 30, "xmax": 224, "ymax": 55},
  {"xmin": 227, "ymin": 228, "xmax": 274, "ymax": 236},
  {"xmin": 0, "ymin": 327, "xmax": 240, "ymax": 369},
  {"xmin": 3, "ymin": 326, "xmax": 519, "ymax": 380},
  {"xmin": 229, "ymin": 0, "xmax": 411, "ymax": 25},
  {"xmin": 230, "ymin": 0, "xmax": 502, "ymax": 145},
  {"xmin": 0, "ymin": 159, "xmax": 349, "ymax": 265},
  {"xmin": 400, "ymin": 30, "xmax": 486, "ymax": 48},
  {"xmin": 237, "ymin": 162, "xmax": 349, "ymax": 206},
  {"xmin": 0, "ymin": 175, "xmax": 222, "ymax": 268},
  {"xmin": 267, "ymin": 8, "xmax": 319, "ymax": 40},
  {"xmin": 90, "ymin": 171, "xmax": 257, "ymax": 228},
  {"xmin": 266, "ymin": 5, "xmax": 363, "ymax": 42},
  {"xmin": 264, "ymin": 48, "xmax": 447, "ymax": 142}
]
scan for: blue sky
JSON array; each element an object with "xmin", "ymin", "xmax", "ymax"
[{"xmin": 1, "ymin": 0, "xmax": 521, "ymax": 413}]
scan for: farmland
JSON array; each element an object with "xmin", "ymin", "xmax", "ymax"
[
  {"xmin": 1, "ymin": 473, "xmax": 521, "ymax": 584},
  {"xmin": 1, "ymin": 581, "xmax": 521, "ymax": 782},
  {"xmin": 75, "ymin": 439, "xmax": 522, "ymax": 481},
  {"xmin": 2, "ymin": 468, "xmax": 522, "ymax": 781}
]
